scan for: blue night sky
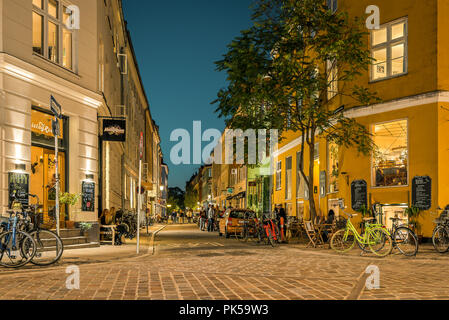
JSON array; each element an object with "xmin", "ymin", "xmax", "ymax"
[{"xmin": 122, "ymin": 0, "xmax": 254, "ymax": 190}]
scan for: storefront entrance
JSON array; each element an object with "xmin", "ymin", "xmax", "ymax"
[
  {"xmin": 30, "ymin": 107, "xmax": 68, "ymax": 228},
  {"xmin": 30, "ymin": 146, "xmax": 66, "ymax": 228}
]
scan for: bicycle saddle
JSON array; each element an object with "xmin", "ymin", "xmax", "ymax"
[{"xmin": 363, "ymin": 217, "xmax": 376, "ymax": 221}]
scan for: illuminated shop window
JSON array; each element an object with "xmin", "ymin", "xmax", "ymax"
[{"xmin": 373, "ymin": 119, "xmax": 408, "ymax": 187}]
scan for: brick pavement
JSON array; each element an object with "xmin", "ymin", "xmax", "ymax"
[{"xmin": 0, "ymin": 224, "xmax": 448, "ymax": 300}]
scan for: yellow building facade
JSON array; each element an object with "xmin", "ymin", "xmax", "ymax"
[{"xmin": 273, "ymin": 0, "xmax": 449, "ymax": 238}]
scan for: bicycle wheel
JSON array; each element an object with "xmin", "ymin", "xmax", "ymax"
[
  {"xmin": 357, "ymin": 240, "xmax": 372, "ymax": 253},
  {"xmin": 272, "ymin": 223, "xmax": 281, "ymax": 244},
  {"xmin": 432, "ymin": 226, "xmax": 449, "ymax": 253},
  {"xmin": 29, "ymin": 229, "xmax": 64, "ymax": 266},
  {"xmin": 266, "ymin": 227, "xmax": 277, "ymax": 247},
  {"xmin": 0, "ymin": 231, "xmax": 36, "ymax": 268},
  {"xmin": 330, "ymin": 229, "xmax": 356, "ymax": 253},
  {"xmin": 394, "ymin": 227, "xmax": 418, "ymax": 256},
  {"xmin": 368, "ymin": 227, "xmax": 393, "ymax": 257}
]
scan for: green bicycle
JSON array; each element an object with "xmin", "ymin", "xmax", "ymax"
[{"xmin": 330, "ymin": 210, "xmax": 393, "ymax": 257}]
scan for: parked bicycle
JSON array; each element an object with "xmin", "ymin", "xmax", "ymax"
[
  {"xmin": 358, "ymin": 204, "xmax": 418, "ymax": 256},
  {"xmin": 432, "ymin": 206, "xmax": 449, "ymax": 253},
  {"xmin": 21, "ymin": 194, "xmax": 64, "ymax": 266},
  {"xmin": 330, "ymin": 210, "xmax": 393, "ymax": 257},
  {"xmin": 0, "ymin": 200, "xmax": 36, "ymax": 268}
]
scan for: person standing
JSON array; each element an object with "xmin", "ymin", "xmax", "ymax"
[
  {"xmin": 187, "ymin": 210, "xmax": 192, "ymax": 223},
  {"xmin": 207, "ymin": 204, "xmax": 215, "ymax": 232},
  {"xmin": 200, "ymin": 210, "xmax": 206, "ymax": 231},
  {"xmin": 276, "ymin": 204, "xmax": 287, "ymax": 242}
]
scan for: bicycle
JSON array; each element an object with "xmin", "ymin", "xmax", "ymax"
[
  {"xmin": 21, "ymin": 194, "xmax": 64, "ymax": 266},
  {"xmin": 253, "ymin": 214, "xmax": 280, "ymax": 247},
  {"xmin": 0, "ymin": 201, "xmax": 37, "ymax": 268},
  {"xmin": 388, "ymin": 217, "xmax": 418, "ymax": 256},
  {"xmin": 432, "ymin": 206, "xmax": 449, "ymax": 253},
  {"xmin": 330, "ymin": 210, "xmax": 393, "ymax": 257},
  {"xmin": 358, "ymin": 207, "xmax": 418, "ymax": 257}
]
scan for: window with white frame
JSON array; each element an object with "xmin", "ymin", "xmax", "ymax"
[
  {"xmin": 32, "ymin": 0, "xmax": 76, "ymax": 71},
  {"xmin": 327, "ymin": 58, "xmax": 338, "ymax": 100},
  {"xmin": 371, "ymin": 18, "xmax": 407, "ymax": 81},
  {"xmin": 285, "ymin": 157, "xmax": 292, "ymax": 200},
  {"xmin": 276, "ymin": 161, "xmax": 282, "ymax": 190}
]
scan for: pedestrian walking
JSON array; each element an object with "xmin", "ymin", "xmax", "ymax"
[
  {"xmin": 200, "ymin": 210, "xmax": 206, "ymax": 231},
  {"xmin": 207, "ymin": 204, "xmax": 215, "ymax": 232},
  {"xmin": 187, "ymin": 210, "xmax": 192, "ymax": 223}
]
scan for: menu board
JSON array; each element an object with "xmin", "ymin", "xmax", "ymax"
[
  {"xmin": 82, "ymin": 181, "xmax": 95, "ymax": 212},
  {"xmin": 412, "ymin": 176, "xmax": 431, "ymax": 210},
  {"xmin": 8, "ymin": 172, "xmax": 30, "ymax": 209},
  {"xmin": 351, "ymin": 180, "xmax": 367, "ymax": 211}
]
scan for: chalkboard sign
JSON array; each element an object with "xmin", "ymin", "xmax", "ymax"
[
  {"xmin": 82, "ymin": 181, "xmax": 95, "ymax": 212},
  {"xmin": 8, "ymin": 172, "xmax": 29, "ymax": 209},
  {"xmin": 412, "ymin": 176, "xmax": 431, "ymax": 210},
  {"xmin": 351, "ymin": 180, "xmax": 367, "ymax": 211}
]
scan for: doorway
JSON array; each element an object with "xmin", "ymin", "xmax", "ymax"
[{"xmin": 30, "ymin": 146, "xmax": 66, "ymax": 228}]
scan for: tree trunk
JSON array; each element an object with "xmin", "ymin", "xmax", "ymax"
[{"xmin": 308, "ymin": 141, "xmax": 317, "ymax": 222}]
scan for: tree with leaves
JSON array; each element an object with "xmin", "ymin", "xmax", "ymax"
[
  {"xmin": 213, "ymin": 0, "xmax": 380, "ymax": 220},
  {"xmin": 184, "ymin": 184, "xmax": 199, "ymax": 210},
  {"xmin": 167, "ymin": 187, "xmax": 185, "ymax": 213}
]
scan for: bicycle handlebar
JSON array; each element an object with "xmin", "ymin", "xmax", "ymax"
[{"xmin": 341, "ymin": 210, "xmax": 358, "ymax": 219}]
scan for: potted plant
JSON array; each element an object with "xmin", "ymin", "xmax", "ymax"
[
  {"xmin": 79, "ymin": 222, "xmax": 93, "ymax": 237},
  {"xmin": 59, "ymin": 192, "xmax": 80, "ymax": 229},
  {"xmin": 405, "ymin": 206, "xmax": 422, "ymax": 242}
]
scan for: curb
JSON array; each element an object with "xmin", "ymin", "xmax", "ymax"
[{"xmin": 147, "ymin": 225, "xmax": 166, "ymax": 255}]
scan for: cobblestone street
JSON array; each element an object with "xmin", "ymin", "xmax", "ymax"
[{"xmin": 0, "ymin": 224, "xmax": 448, "ymax": 300}]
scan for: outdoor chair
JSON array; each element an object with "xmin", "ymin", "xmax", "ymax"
[
  {"xmin": 100, "ymin": 224, "xmax": 116, "ymax": 246},
  {"xmin": 304, "ymin": 221, "xmax": 324, "ymax": 248},
  {"xmin": 286, "ymin": 217, "xmax": 304, "ymax": 240}
]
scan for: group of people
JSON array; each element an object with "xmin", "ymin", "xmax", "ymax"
[
  {"xmin": 169, "ymin": 210, "xmax": 193, "ymax": 224},
  {"xmin": 199, "ymin": 204, "xmax": 223, "ymax": 232},
  {"xmin": 99, "ymin": 207, "xmax": 127, "ymax": 245}
]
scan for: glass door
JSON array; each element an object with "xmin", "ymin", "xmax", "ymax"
[{"xmin": 30, "ymin": 146, "xmax": 66, "ymax": 229}]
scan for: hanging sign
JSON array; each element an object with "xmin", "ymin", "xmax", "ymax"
[
  {"xmin": 8, "ymin": 172, "xmax": 30, "ymax": 209},
  {"xmin": 81, "ymin": 181, "xmax": 95, "ymax": 212},
  {"xmin": 102, "ymin": 119, "xmax": 126, "ymax": 142},
  {"xmin": 412, "ymin": 176, "xmax": 432, "ymax": 210}
]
